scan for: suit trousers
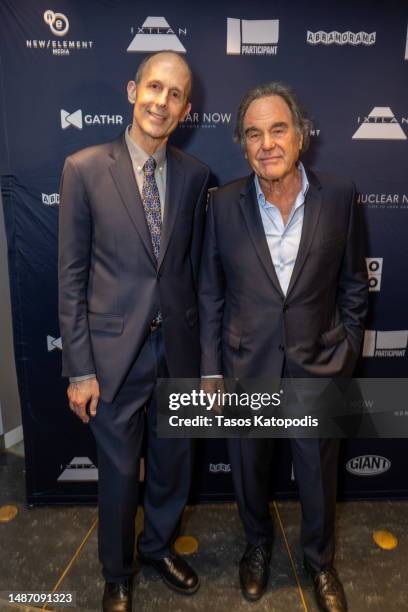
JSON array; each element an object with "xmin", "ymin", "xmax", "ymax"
[
  {"xmin": 227, "ymin": 361, "xmax": 340, "ymax": 571},
  {"xmin": 90, "ymin": 328, "xmax": 193, "ymax": 583}
]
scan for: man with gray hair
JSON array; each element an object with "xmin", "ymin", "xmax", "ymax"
[{"xmin": 199, "ymin": 82, "xmax": 368, "ymax": 610}]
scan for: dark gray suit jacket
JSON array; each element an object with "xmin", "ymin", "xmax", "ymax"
[
  {"xmin": 199, "ymin": 169, "xmax": 368, "ymax": 379},
  {"xmin": 59, "ymin": 133, "xmax": 210, "ymax": 402}
]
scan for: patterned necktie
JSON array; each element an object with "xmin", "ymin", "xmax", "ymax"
[{"xmin": 142, "ymin": 157, "xmax": 162, "ymax": 260}]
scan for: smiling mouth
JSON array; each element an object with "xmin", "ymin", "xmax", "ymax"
[{"xmin": 148, "ymin": 110, "xmax": 167, "ymax": 121}]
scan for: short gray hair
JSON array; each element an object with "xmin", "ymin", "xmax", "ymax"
[
  {"xmin": 234, "ymin": 82, "xmax": 312, "ymax": 154},
  {"xmin": 134, "ymin": 51, "xmax": 193, "ymax": 101}
]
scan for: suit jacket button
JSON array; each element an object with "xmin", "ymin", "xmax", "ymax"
[{"xmin": 283, "ymin": 304, "xmax": 289, "ymax": 312}]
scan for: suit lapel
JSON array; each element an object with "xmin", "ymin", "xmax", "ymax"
[
  {"xmin": 157, "ymin": 147, "xmax": 184, "ymax": 270},
  {"xmin": 239, "ymin": 176, "xmax": 284, "ymax": 297},
  {"xmin": 286, "ymin": 170, "xmax": 323, "ymax": 297},
  {"xmin": 109, "ymin": 134, "xmax": 156, "ymax": 265}
]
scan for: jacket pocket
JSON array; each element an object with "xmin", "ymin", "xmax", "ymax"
[
  {"xmin": 319, "ymin": 322, "xmax": 347, "ymax": 348},
  {"xmin": 88, "ymin": 313, "xmax": 124, "ymax": 334}
]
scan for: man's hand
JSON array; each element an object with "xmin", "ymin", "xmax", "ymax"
[{"xmin": 67, "ymin": 378, "xmax": 100, "ymax": 423}]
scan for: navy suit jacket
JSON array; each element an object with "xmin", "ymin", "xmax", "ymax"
[
  {"xmin": 199, "ymin": 169, "xmax": 368, "ymax": 380},
  {"xmin": 59, "ymin": 133, "xmax": 210, "ymax": 402}
]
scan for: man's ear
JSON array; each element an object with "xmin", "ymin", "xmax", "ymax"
[
  {"xmin": 179, "ymin": 101, "xmax": 192, "ymax": 123},
  {"xmin": 127, "ymin": 81, "xmax": 137, "ymax": 104}
]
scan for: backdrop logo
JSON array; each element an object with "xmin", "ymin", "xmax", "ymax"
[
  {"xmin": 26, "ymin": 10, "xmax": 94, "ymax": 55},
  {"xmin": 209, "ymin": 463, "xmax": 231, "ymax": 473},
  {"xmin": 44, "ymin": 10, "xmax": 69, "ymax": 36},
  {"xmin": 47, "ymin": 335, "xmax": 62, "ymax": 351},
  {"xmin": 42, "ymin": 193, "xmax": 60, "ymax": 206},
  {"xmin": 127, "ymin": 16, "xmax": 186, "ymax": 52},
  {"xmin": 363, "ymin": 330, "xmax": 408, "ymax": 357},
  {"xmin": 226, "ymin": 18, "xmax": 279, "ymax": 55},
  {"xmin": 58, "ymin": 457, "xmax": 98, "ymax": 482},
  {"xmin": 366, "ymin": 258, "xmax": 383, "ymax": 292},
  {"xmin": 180, "ymin": 111, "xmax": 232, "ymax": 130},
  {"xmin": 357, "ymin": 192, "xmax": 408, "ymax": 209},
  {"xmin": 353, "ymin": 107, "xmax": 407, "ymax": 140},
  {"xmin": 307, "ymin": 30, "xmax": 376, "ymax": 45},
  {"xmin": 346, "ymin": 455, "xmax": 391, "ymax": 476},
  {"xmin": 60, "ymin": 109, "xmax": 123, "ymax": 130}
]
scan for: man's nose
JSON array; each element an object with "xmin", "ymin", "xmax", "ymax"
[
  {"xmin": 156, "ymin": 89, "xmax": 169, "ymax": 107},
  {"xmin": 261, "ymin": 132, "xmax": 276, "ymax": 150}
]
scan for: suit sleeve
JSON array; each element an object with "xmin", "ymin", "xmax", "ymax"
[
  {"xmin": 337, "ymin": 183, "xmax": 369, "ymax": 357},
  {"xmin": 58, "ymin": 156, "xmax": 95, "ymax": 378},
  {"xmin": 198, "ymin": 190, "xmax": 226, "ymax": 376},
  {"xmin": 190, "ymin": 169, "xmax": 210, "ymax": 289}
]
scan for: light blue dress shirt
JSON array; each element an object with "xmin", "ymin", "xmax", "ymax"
[{"xmin": 255, "ymin": 162, "xmax": 309, "ymax": 296}]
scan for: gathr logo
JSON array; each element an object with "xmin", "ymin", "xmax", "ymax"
[
  {"xmin": 60, "ymin": 109, "xmax": 123, "ymax": 130},
  {"xmin": 209, "ymin": 463, "xmax": 231, "ymax": 473},
  {"xmin": 42, "ymin": 193, "xmax": 60, "ymax": 206},
  {"xmin": 346, "ymin": 455, "xmax": 391, "ymax": 476},
  {"xmin": 127, "ymin": 16, "xmax": 186, "ymax": 53},
  {"xmin": 307, "ymin": 30, "xmax": 376, "ymax": 45},
  {"xmin": 61, "ymin": 109, "xmax": 83, "ymax": 130},
  {"xmin": 227, "ymin": 18, "xmax": 279, "ymax": 55},
  {"xmin": 58, "ymin": 457, "xmax": 98, "ymax": 482},
  {"xmin": 363, "ymin": 330, "xmax": 408, "ymax": 358},
  {"xmin": 47, "ymin": 335, "xmax": 62, "ymax": 351},
  {"xmin": 366, "ymin": 258, "xmax": 383, "ymax": 292},
  {"xmin": 352, "ymin": 107, "xmax": 407, "ymax": 140},
  {"xmin": 44, "ymin": 10, "xmax": 69, "ymax": 36}
]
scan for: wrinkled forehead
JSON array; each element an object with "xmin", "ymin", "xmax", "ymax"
[{"xmin": 244, "ymin": 95, "xmax": 294, "ymax": 126}]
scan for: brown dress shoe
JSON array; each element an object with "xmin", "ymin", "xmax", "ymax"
[
  {"xmin": 305, "ymin": 560, "xmax": 348, "ymax": 612},
  {"xmin": 239, "ymin": 543, "xmax": 271, "ymax": 602},
  {"xmin": 102, "ymin": 581, "xmax": 132, "ymax": 612}
]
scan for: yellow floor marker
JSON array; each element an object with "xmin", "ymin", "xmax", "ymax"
[
  {"xmin": 174, "ymin": 536, "xmax": 199, "ymax": 555},
  {"xmin": 0, "ymin": 505, "xmax": 18, "ymax": 523},
  {"xmin": 372, "ymin": 530, "xmax": 398, "ymax": 550}
]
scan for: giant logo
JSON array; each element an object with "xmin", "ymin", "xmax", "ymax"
[{"xmin": 346, "ymin": 455, "xmax": 391, "ymax": 476}]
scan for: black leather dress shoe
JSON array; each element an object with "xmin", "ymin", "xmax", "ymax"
[
  {"xmin": 239, "ymin": 543, "xmax": 271, "ymax": 602},
  {"xmin": 138, "ymin": 552, "xmax": 200, "ymax": 595},
  {"xmin": 304, "ymin": 559, "xmax": 348, "ymax": 612},
  {"xmin": 102, "ymin": 581, "xmax": 132, "ymax": 612}
]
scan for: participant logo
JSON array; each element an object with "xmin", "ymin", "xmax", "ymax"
[
  {"xmin": 366, "ymin": 258, "xmax": 383, "ymax": 292},
  {"xmin": 226, "ymin": 18, "xmax": 279, "ymax": 55},
  {"xmin": 60, "ymin": 109, "xmax": 123, "ymax": 130},
  {"xmin": 42, "ymin": 193, "xmax": 60, "ymax": 206},
  {"xmin": 47, "ymin": 335, "xmax": 62, "ymax": 352},
  {"xmin": 346, "ymin": 455, "xmax": 391, "ymax": 476},
  {"xmin": 26, "ymin": 9, "xmax": 94, "ymax": 55},
  {"xmin": 363, "ymin": 330, "xmax": 408, "ymax": 357},
  {"xmin": 58, "ymin": 457, "xmax": 98, "ymax": 482},
  {"xmin": 306, "ymin": 30, "xmax": 376, "ymax": 45},
  {"xmin": 352, "ymin": 107, "xmax": 407, "ymax": 140},
  {"xmin": 127, "ymin": 16, "xmax": 186, "ymax": 52},
  {"xmin": 209, "ymin": 463, "xmax": 231, "ymax": 473},
  {"xmin": 180, "ymin": 111, "xmax": 232, "ymax": 130}
]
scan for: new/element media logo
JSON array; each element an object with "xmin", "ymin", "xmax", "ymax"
[
  {"xmin": 127, "ymin": 16, "xmax": 186, "ymax": 53},
  {"xmin": 44, "ymin": 9, "xmax": 69, "ymax": 36},
  {"xmin": 60, "ymin": 109, "xmax": 123, "ymax": 130},
  {"xmin": 346, "ymin": 455, "xmax": 391, "ymax": 476},
  {"xmin": 352, "ymin": 107, "xmax": 407, "ymax": 140},
  {"xmin": 26, "ymin": 9, "xmax": 94, "ymax": 55},
  {"xmin": 363, "ymin": 330, "xmax": 408, "ymax": 357},
  {"xmin": 307, "ymin": 30, "xmax": 376, "ymax": 45},
  {"xmin": 366, "ymin": 258, "xmax": 383, "ymax": 292},
  {"xmin": 226, "ymin": 18, "xmax": 279, "ymax": 55}
]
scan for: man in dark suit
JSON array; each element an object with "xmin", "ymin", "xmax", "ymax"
[
  {"xmin": 59, "ymin": 51, "xmax": 209, "ymax": 612},
  {"xmin": 199, "ymin": 82, "xmax": 368, "ymax": 611}
]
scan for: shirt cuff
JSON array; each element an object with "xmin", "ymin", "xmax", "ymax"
[
  {"xmin": 69, "ymin": 374, "xmax": 96, "ymax": 383},
  {"xmin": 201, "ymin": 374, "xmax": 223, "ymax": 378}
]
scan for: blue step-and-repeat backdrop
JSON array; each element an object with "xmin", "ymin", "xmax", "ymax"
[{"xmin": 0, "ymin": 1, "xmax": 407, "ymax": 504}]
